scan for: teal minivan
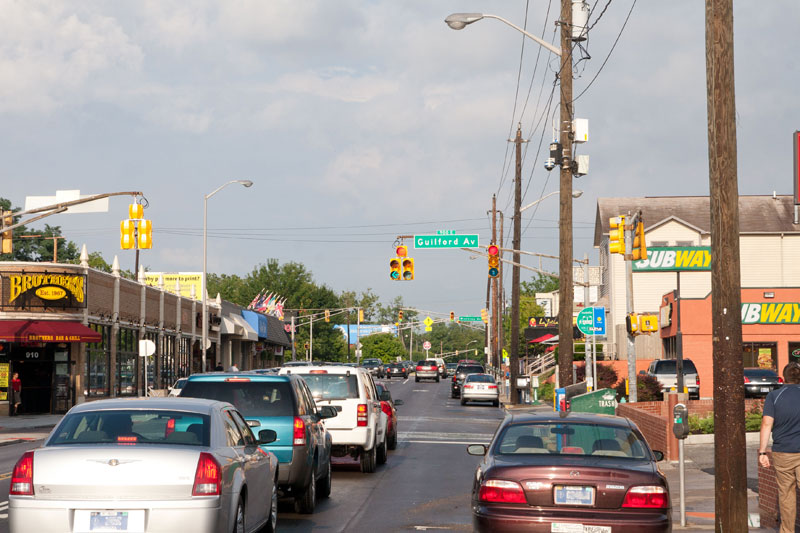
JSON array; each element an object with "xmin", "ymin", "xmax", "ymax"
[{"xmin": 180, "ymin": 373, "xmax": 336, "ymax": 514}]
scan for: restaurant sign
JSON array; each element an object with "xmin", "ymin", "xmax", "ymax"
[
  {"xmin": 632, "ymin": 247, "xmax": 711, "ymax": 272},
  {"xmin": 1, "ymin": 272, "xmax": 87, "ymax": 309},
  {"xmin": 742, "ymin": 302, "xmax": 800, "ymax": 324}
]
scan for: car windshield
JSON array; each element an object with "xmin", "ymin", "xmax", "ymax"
[
  {"xmin": 297, "ymin": 373, "xmax": 360, "ymax": 400},
  {"xmin": 181, "ymin": 381, "xmax": 294, "ymax": 417},
  {"xmin": 49, "ymin": 409, "xmax": 210, "ymax": 446},
  {"xmin": 654, "ymin": 360, "xmax": 697, "ymax": 374},
  {"xmin": 496, "ymin": 422, "xmax": 650, "ymax": 459},
  {"xmin": 465, "ymin": 374, "xmax": 494, "ymax": 383}
]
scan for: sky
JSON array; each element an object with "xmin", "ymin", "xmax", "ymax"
[{"xmin": 1, "ymin": 1, "xmax": 799, "ymax": 317}]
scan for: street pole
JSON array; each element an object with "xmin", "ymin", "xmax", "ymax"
[
  {"xmin": 309, "ymin": 315, "xmax": 313, "ymax": 362},
  {"xmin": 705, "ymin": 1, "xmax": 747, "ymax": 529},
  {"xmin": 557, "ymin": 0, "xmax": 575, "ymax": 388},
  {"xmin": 356, "ymin": 307, "xmax": 362, "ymax": 364},
  {"xmin": 583, "ymin": 253, "xmax": 592, "ymax": 389},
  {"xmin": 625, "ymin": 214, "xmax": 637, "ymax": 403},
  {"xmin": 510, "ymin": 124, "xmax": 523, "ymax": 405},
  {"xmin": 202, "ymin": 195, "xmax": 208, "ymax": 373},
  {"xmin": 491, "ymin": 194, "xmax": 498, "ymax": 371},
  {"xmin": 291, "ymin": 315, "xmax": 296, "ymax": 361},
  {"xmin": 498, "ymin": 211, "xmax": 505, "ymax": 375}
]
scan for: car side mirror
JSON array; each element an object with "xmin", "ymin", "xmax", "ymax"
[
  {"xmin": 258, "ymin": 429, "xmax": 277, "ymax": 444},
  {"xmin": 467, "ymin": 444, "xmax": 487, "ymax": 456},
  {"xmin": 652, "ymin": 450, "xmax": 665, "ymax": 461},
  {"xmin": 319, "ymin": 405, "xmax": 338, "ymax": 419},
  {"xmin": 393, "ymin": 399, "xmax": 404, "ymax": 406}
]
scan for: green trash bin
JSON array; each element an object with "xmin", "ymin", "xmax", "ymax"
[{"xmin": 569, "ymin": 388, "xmax": 618, "ymax": 415}]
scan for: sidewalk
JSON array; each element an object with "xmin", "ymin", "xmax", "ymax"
[{"xmin": 0, "ymin": 414, "xmax": 61, "ymax": 445}]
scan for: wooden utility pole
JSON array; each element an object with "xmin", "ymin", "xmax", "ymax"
[
  {"xmin": 498, "ymin": 211, "xmax": 505, "ymax": 367},
  {"xmin": 705, "ymin": 1, "xmax": 747, "ymax": 531},
  {"xmin": 557, "ymin": 0, "xmax": 574, "ymax": 387},
  {"xmin": 509, "ymin": 125, "xmax": 523, "ymax": 404}
]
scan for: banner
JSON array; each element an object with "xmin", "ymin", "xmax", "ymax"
[{"xmin": 144, "ymin": 273, "xmax": 203, "ymax": 300}]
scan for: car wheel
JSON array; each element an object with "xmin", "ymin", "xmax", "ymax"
[
  {"xmin": 263, "ymin": 477, "xmax": 278, "ymax": 533},
  {"xmin": 493, "ymin": 400, "xmax": 500, "ymax": 408},
  {"xmin": 436, "ymin": 376, "xmax": 440, "ymax": 382},
  {"xmin": 388, "ymin": 427, "xmax": 398, "ymax": 450},
  {"xmin": 377, "ymin": 435, "xmax": 388, "ymax": 465},
  {"xmin": 415, "ymin": 377, "xmax": 419, "ymax": 382},
  {"xmin": 360, "ymin": 443, "xmax": 377, "ymax": 473},
  {"xmin": 295, "ymin": 464, "xmax": 316, "ymax": 514},
  {"xmin": 318, "ymin": 459, "xmax": 332, "ymax": 499},
  {"xmin": 233, "ymin": 497, "xmax": 245, "ymax": 533},
  {"xmin": 460, "ymin": 398, "xmax": 467, "ymax": 406}
]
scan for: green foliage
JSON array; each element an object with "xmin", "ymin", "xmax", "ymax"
[
  {"xmin": 504, "ymin": 295, "xmax": 544, "ymax": 357},
  {"xmin": 360, "ymin": 333, "xmax": 406, "ymax": 363},
  {"xmin": 575, "ymin": 363, "xmax": 619, "ymax": 390},
  {"xmin": 521, "ymin": 273, "xmax": 559, "ymax": 295},
  {"xmin": 538, "ymin": 382, "xmax": 555, "ymax": 402},
  {"xmin": 615, "ymin": 373, "xmax": 663, "ymax": 402},
  {"xmin": 689, "ymin": 414, "xmax": 715, "ymax": 434},
  {"xmin": 0, "ymin": 198, "xmax": 80, "ymax": 263},
  {"xmin": 415, "ymin": 322, "xmax": 484, "ymax": 363},
  {"xmin": 745, "ymin": 412, "xmax": 762, "ymax": 432}
]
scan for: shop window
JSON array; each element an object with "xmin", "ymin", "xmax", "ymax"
[
  {"xmin": 743, "ymin": 342, "xmax": 777, "ymax": 370},
  {"xmin": 87, "ymin": 324, "xmax": 110, "ymax": 397},
  {"xmin": 789, "ymin": 342, "xmax": 800, "ymax": 364},
  {"xmin": 117, "ymin": 328, "xmax": 137, "ymax": 396}
]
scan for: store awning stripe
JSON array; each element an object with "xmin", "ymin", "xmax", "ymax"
[{"xmin": 0, "ymin": 320, "xmax": 101, "ymax": 343}]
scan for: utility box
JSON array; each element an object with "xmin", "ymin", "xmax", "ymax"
[
  {"xmin": 570, "ymin": 388, "xmax": 618, "ymax": 415},
  {"xmin": 575, "ymin": 155, "xmax": 589, "ymax": 176},
  {"xmin": 573, "ymin": 118, "xmax": 589, "ymax": 143}
]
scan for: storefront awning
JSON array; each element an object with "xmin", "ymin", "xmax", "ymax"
[
  {"xmin": 230, "ymin": 314, "xmax": 258, "ymax": 341},
  {"xmin": 529, "ymin": 333, "xmax": 555, "ymax": 344},
  {"xmin": 0, "ymin": 320, "xmax": 102, "ymax": 343}
]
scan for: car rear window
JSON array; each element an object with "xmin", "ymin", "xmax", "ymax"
[
  {"xmin": 459, "ymin": 365, "xmax": 484, "ymax": 374},
  {"xmin": 496, "ymin": 422, "xmax": 650, "ymax": 459},
  {"xmin": 417, "ymin": 360, "xmax": 437, "ymax": 366},
  {"xmin": 744, "ymin": 368, "xmax": 778, "ymax": 378},
  {"xmin": 50, "ymin": 410, "xmax": 210, "ymax": 446},
  {"xmin": 296, "ymin": 373, "xmax": 360, "ymax": 400},
  {"xmin": 654, "ymin": 359, "xmax": 697, "ymax": 374},
  {"xmin": 465, "ymin": 374, "xmax": 494, "ymax": 383},
  {"xmin": 181, "ymin": 381, "xmax": 294, "ymax": 417}
]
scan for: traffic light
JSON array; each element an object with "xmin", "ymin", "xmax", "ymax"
[
  {"xmin": 488, "ymin": 244, "xmax": 500, "ymax": 278},
  {"xmin": 390, "ymin": 258, "xmax": 401, "ymax": 280},
  {"xmin": 137, "ymin": 219, "xmax": 152, "ymax": 249},
  {"xmin": 481, "ymin": 308, "xmax": 489, "ymax": 323},
  {"xmin": 1, "ymin": 210, "xmax": 13, "ymax": 254},
  {"xmin": 358, "ymin": 308, "xmax": 364, "ymax": 322},
  {"xmin": 450, "ymin": 311, "xmax": 455, "ymax": 321},
  {"xmin": 608, "ymin": 215, "xmax": 626, "ymax": 255},
  {"xmin": 128, "ymin": 203, "xmax": 143, "ymax": 220},
  {"xmin": 398, "ymin": 310, "xmax": 404, "ymax": 321},
  {"xmin": 625, "ymin": 313, "xmax": 639, "ymax": 335},
  {"xmin": 324, "ymin": 309, "xmax": 330, "ymax": 322},
  {"xmin": 640, "ymin": 314, "xmax": 658, "ymax": 332},
  {"xmin": 632, "ymin": 221, "xmax": 647, "ymax": 261},
  {"xmin": 402, "ymin": 257, "xmax": 414, "ymax": 280},
  {"xmin": 120, "ymin": 220, "xmax": 136, "ymax": 250},
  {"xmin": 396, "ymin": 245, "xmax": 408, "ymax": 258}
]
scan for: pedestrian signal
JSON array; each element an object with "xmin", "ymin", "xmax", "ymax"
[
  {"xmin": 390, "ymin": 258, "xmax": 401, "ymax": 280},
  {"xmin": 625, "ymin": 313, "xmax": 639, "ymax": 335},
  {"xmin": 402, "ymin": 257, "xmax": 414, "ymax": 280},
  {"xmin": 488, "ymin": 244, "xmax": 500, "ymax": 278},
  {"xmin": 640, "ymin": 314, "xmax": 658, "ymax": 332}
]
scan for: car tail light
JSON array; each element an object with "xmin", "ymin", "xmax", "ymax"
[
  {"xmin": 744, "ymin": 376, "xmax": 750, "ymax": 383},
  {"xmin": 622, "ymin": 486, "xmax": 668, "ymax": 508},
  {"xmin": 381, "ymin": 402, "xmax": 392, "ymax": 417},
  {"xmin": 488, "ymin": 385, "xmax": 498, "ymax": 389},
  {"xmin": 478, "ymin": 479, "xmax": 526, "ymax": 503},
  {"xmin": 416, "ymin": 366, "xmax": 423, "ymax": 371},
  {"xmin": 464, "ymin": 384, "xmax": 474, "ymax": 389},
  {"xmin": 696, "ymin": 375, "xmax": 700, "ymax": 386},
  {"xmin": 357, "ymin": 404, "xmax": 368, "ymax": 427},
  {"xmin": 293, "ymin": 417, "xmax": 306, "ymax": 446},
  {"xmin": 779, "ymin": 377, "xmax": 785, "ymax": 384},
  {"xmin": 192, "ymin": 452, "xmax": 221, "ymax": 496},
  {"xmin": 10, "ymin": 451, "xmax": 34, "ymax": 496},
  {"xmin": 165, "ymin": 418, "xmax": 176, "ymax": 438}
]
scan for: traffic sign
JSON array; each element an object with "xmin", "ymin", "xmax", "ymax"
[
  {"xmin": 577, "ymin": 306, "xmax": 606, "ymax": 336},
  {"xmin": 423, "ymin": 341, "xmax": 431, "ymax": 350},
  {"xmin": 423, "ymin": 316, "xmax": 433, "ymax": 327},
  {"xmin": 414, "ymin": 234, "xmax": 479, "ymax": 249},
  {"xmin": 458, "ymin": 316, "xmax": 482, "ymax": 322}
]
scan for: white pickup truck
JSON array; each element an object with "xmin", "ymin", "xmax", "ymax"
[{"xmin": 642, "ymin": 358, "xmax": 700, "ymax": 399}]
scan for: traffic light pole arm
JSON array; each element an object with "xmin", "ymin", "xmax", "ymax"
[{"xmin": 479, "ymin": 245, "xmax": 589, "ymax": 264}]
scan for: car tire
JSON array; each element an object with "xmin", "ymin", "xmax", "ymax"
[
  {"xmin": 388, "ymin": 427, "xmax": 398, "ymax": 450},
  {"xmin": 377, "ymin": 435, "xmax": 388, "ymax": 465},
  {"xmin": 233, "ymin": 497, "xmax": 245, "ymax": 533},
  {"xmin": 415, "ymin": 377, "xmax": 419, "ymax": 382},
  {"xmin": 360, "ymin": 443, "xmax": 377, "ymax": 473},
  {"xmin": 460, "ymin": 398, "xmax": 467, "ymax": 406},
  {"xmin": 295, "ymin": 465, "xmax": 316, "ymax": 514},
  {"xmin": 436, "ymin": 376, "xmax": 440, "ymax": 382},
  {"xmin": 318, "ymin": 459, "xmax": 332, "ymax": 499},
  {"xmin": 263, "ymin": 476, "xmax": 278, "ymax": 533},
  {"xmin": 493, "ymin": 400, "xmax": 500, "ymax": 408}
]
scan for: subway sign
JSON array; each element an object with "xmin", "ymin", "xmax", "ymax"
[
  {"xmin": 632, "ymin": 246, "xmax": 711, "ymax": 272},
  {"xmin": 742, "ymin": 303, "xmax": 800, "ymax": 324}
]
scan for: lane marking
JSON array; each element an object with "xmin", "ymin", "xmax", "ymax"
[
  {"xmin": 0, "ymin": 473, "xmax": 10, "ymax": 480},
  {"xmin": 404, "ymin": 440, "xmax": 490, "ymax": 445}
]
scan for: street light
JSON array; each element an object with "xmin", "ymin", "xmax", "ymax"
[
  {"xmin": 202, "ymin": 179, "xmax": 253, "ymax": 373},
  {"xmin": 520, "ymin": 190, "xmax": 582, "ymax": 213},
  {"xmin": 444, "ymin": 13, "xmax": 562, "ymax": 57}
]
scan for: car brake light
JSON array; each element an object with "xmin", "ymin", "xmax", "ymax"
[
  {"xmin": 779, "ymin": 377, "xmax": 785, "ymax": 384},
  {"xmin": 10, "ymin": 451, "xmax": 34, "ymax": 496},
  {"xmin": 488, "ymin": 385, "xmax": 498, "ymax": 389},
  {"xmin": 293, "ymin": 417, "xmax": 306, "ymax": 446},
  {"xmin": 192, "ymin": 452, "xmax": 221, "ymax": 496},
  {"xmin": 622, "ymin": 486, "xmax": 668, "ymax": 508},
  {"xmin": 309, "ymin": 370, "xmax": 328, "ymax": 374},
  {"xmin": 381, "ymin": 402, "xmax": 392, "ymax": 417},
  {"xmin": 416, "ymin": 366, "xmax": 422, "ymax": 371},
  {"xmin": 165, "ymin": 418, "xmax": 175, "ymax": 438},
  {"xmin": 225, "ymin": 378, "xmax": 251, "ymax": 382},
  {"xmin": 464, "ymin": 384, "xmax": 474, "ymax": 389},
  {"xmin": 357, "ymin": 404, "xmax": 368, "ymax": 427},
  {"xmin": 696, "ymin": 375, "xmax": 700, "ymax": 386},
  {"xmin": 117, "ymin": 436, "xmax": 138, "ymax": 444},
  {"xmin": 744, "ymin": 376, "xmax": 750, "ymax": 383},
  {"xmin": 479, "ymin": 479, "xmax": 526, "ymax": 503}
]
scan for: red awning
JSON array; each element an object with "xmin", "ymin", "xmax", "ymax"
[
  {"xmin": 528, "ymin": 334, "xmax": 555, "ymax": 344},
  {"xmin": 0, "ymin": 320, "xmax": 101, "ymax": 343}
]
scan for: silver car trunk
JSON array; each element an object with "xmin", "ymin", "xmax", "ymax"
[{"xmin": 32, "ymin": 446, "xmax": 203, "ymax": 500}]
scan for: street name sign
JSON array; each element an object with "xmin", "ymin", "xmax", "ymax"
[
  {"xmin": 577, "ymin": 306, "xmax": 606, "ymax": 336},
  {"xmin": 414, "ymin": 234, "xmax": 479, "ymax": 249},
  {"xmin": 458, "ymin": 316, "xmax": 482, "ymax": 322}
]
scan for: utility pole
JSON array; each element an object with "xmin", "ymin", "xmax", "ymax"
[
  {"xmin": 557, "ymin": 0, "xmax": 575, "ymax": 388},
  {"xmin": 705, "ymin": 1, "xmax": 747, "ymax": 530},
  {"xmin": 509, "ymin": 124, "xmax": 524, "ymax": 405},
  {"xmin": 20, "ymin": 235, "xmax": 64, "ymax": 262}
]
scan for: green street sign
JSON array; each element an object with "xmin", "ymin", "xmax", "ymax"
[
  {"xmin": 577, "ymin": 308, "xmax": 594, "ymax": 336},
  {"xmin": 458, "ymin": 316, "xmax": 482, "ymax": 322},
  {"xmin": 414, "ymin": 234, "xmax": 479, "ymax": 249}
]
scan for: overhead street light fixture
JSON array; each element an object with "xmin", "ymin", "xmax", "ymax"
[
  {"xmin": 444, "ymin": 13, "xmax": 562, "ymax": 57},
  {"xmin": 519, "ymin": 189, "xmax": 582, "ymax": 214}
]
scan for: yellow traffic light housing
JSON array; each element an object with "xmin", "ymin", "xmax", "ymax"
[
  {"xmin": 632, "ymin": 221, "xmax": 647, "ymax": 261},
  {"xmin": 137, "ymin": 219, "xmax": 152, "ymax": 249},
  {"xmin": 609, "ymin": 216, "xmax": 626, "ymax": 255},
  {"xmin": 398, "ymin": 310, "xmax": 404, "ymax": 321},
  {"xmin": 390, "ymin": 258, "xmax": 401, "ymax": 280},
  {"xmin": 639, "ymin": 314, "xmax": 658, "ymax": 332},
  {"xmin": 1, "ymin": 210, "xmax": 13, "ymax": 254},
  {"xmin": 396, "ymin": 245, "xmax": 408, "ymax": 258},
  {"xmin": 625, "ymin": 313, "xmax": 640, "ymax": 335},
  {"xmin": 481, "ymin": 308, "xmax": 489, "ymax": 323},
  {"xmin": 449, "ymin": 311, "xmax": 455, "ymax": 321},
  {"xmin": 402, "ymin": 257, "xmax": 414, "ymax": 280},
  {"xmin": 488, "ymin": 244, "xmax": 500, "ymax": 278},
  {"xmin": 128, "ymin": 203, "xmax": 144, "ymax": 220},
  {"xmin": 358, "ymin": 308, "xmax": 364, "ymax": 322},
  {"xmin": 120, "ymin": 220, "xmax": 136, "ymax": 250}
]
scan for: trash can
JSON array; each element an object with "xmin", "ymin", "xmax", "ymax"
[{"xmin": 569, "ymin": 388, "xmax": 618, "ymax": 415}]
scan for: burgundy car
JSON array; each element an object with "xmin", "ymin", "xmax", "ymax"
[{"xmin": 467, "ymin": 411, "xmax": 670, "ymax": 532}]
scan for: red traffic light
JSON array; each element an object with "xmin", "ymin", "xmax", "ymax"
[
  {"xmin": 396, "ymin": 245, "xmax": 408, "ymax": 257},
  {"xmin": 488, "ymin": 244, "xmax": 499, "ymax": 256}
]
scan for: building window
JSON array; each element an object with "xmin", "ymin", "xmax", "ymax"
[
  {"xmin": 87, "ymin": 324, "xmax": 110, "ymax": 397},
  {"xmin": 117, "ymin": 328, "xmax": 138, "ymax": 396},
  {"xmin": 161, "ymin": 335, "xmax": 176, "ymax": 387},
  {"xmin": 743, "ymin": 342, "xmax": 777, "ymax": 370},
  {"xmin": 651, "ymin": 241, "xmax": 669, "ymax": 247},
  {"xmin": 675, "ymin": 241, "xmax": 695, "ymax": 247}
]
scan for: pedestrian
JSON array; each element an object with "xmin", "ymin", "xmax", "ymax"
[
  {"xmin": 9, "ymin": 372, "xmax": 21, "ymax": 416},
  {"xmin": 759, "ymin": 361, "xmax": 800, "ymax": 533},
  {"xmin": 214, "ymin": 362, "xmax": 223, "ymax": 371},
  {"xmin": 228, "ymin": 364, "xmax": 239, "ymax": 372}
]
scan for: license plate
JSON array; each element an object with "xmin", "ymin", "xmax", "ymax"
[
  {"xmin": 551, "ymin": 524, "xmax": 611, "ymax": 533},
  {"xmin": 760, "ymin": 387, "xmax": 770, "ymax": 392},
  {"xmin": 554, "ymin": 485, "xmax": 595, "ymax": 506},
  {"xmin": 74, "ymin": 510, "xmax": 145, "ymax": 533}
]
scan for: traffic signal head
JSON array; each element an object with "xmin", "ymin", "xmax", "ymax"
[
  {"xmin": 120, "ymin": 220, "xmax": 135, "ymax": 250},
  {"xmin": 608, "ymin": 215, "xmax": 626, "ymax": 255},
  {"xmin": 481, "ymin": 308, "xmax": 489, "ymax": 323},
  {"xmin": 390, "ymin": 258, "xmax": 401, "ymax": 280},
  {"xmin": 324, "ymin": 309, "xmax": 330, "ymax": 322},
  {"xmin": 137, "ymin": 219, "xmax": 152, "ymax": 249},
  {"xmin": 450, "ymin": 311, "xmax": 455, "ymax": 321},
  {"xmin": 488, "ymin": 244, "xmax": 500, "ymax": 278},
  {"xmin": 396, "ymin": 245, "xmax": 408, "ymax": 257},
  {"xmin": 402, "ymin": 257, "xmax": 414, "ymax": 280},
  {"xmin": 358, "ymin": 308, "xmax": 364, "ymax": 322},
  {"xmin": 128, "ymin": 203, "xmax": 143, "ymax": 220},
  {"xmin": 398, "ymin": 310, "xmax": 404, "ymax": 321},
  {"xmin": 1, "ymin": 210, "xmax": 13, "ymax": 254},
  {"xmin": 632, "ymin": 221, "xmax": 647, "ymax": 261},
  {"xmin": 625, "ymin": 313, "xmax": 639, "ymax": 335}
]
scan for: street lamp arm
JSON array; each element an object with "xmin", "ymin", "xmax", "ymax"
[
  {"xmin": 464, "ymin": 13, "xmax": 562, "ymax": 57},
  {"xmin": 205, "ymin": 179, "xmax": 253, "ymax": 200},
  {"xmin": 519, "ymin": 189, "xmax": 582, "ymax": 213}
]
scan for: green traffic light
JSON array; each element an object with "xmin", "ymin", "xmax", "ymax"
[{"xmin": 489, "ymin": 267, "xmax": 499, "ymax": 277}]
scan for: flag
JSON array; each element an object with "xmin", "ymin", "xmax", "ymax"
[
  {"xmin": 247, "ymin": 290, "xmax": 263, "ymax": 310},
  {"xmin": 275, "ymin": 298, "xmax": 286, "ymax": 320}
]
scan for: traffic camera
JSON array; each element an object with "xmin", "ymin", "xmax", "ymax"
[
  {"xmin": 402, "ymin": 258, "xmax": 414, "ymax": 280},
  {"xmin": 608, "ymin": 216, "xmax": 626, "ymax": 255},
  {"xmin": 632, "ymin": 221, "xmax": 647, "ymax": 261},
  {"xmin": 390, "ymin": 258, "xmax": 401, "ymax": 280},
  {"xmin": 488, "ymin": 244, "xmax": 500, "ymax": 278}
]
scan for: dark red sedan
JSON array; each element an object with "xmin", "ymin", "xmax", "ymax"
[{"xmin": 467, "ymin": 411, "xmax": 670, "ymax": 532}]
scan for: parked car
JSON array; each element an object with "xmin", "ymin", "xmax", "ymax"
[
  {"xmin": 466, "ymin": 411, "xmax": 670, "ymax": 532},
  {"xmin": 282, "ymin": 361, "xmax": 312, "ymax": 368},
  {"xmin": 281, "ymin": 365, "xmax": 389, "ymax": 473},
  {"xmin": 168, "ymin": 377, "xmax": 187, "ymax": 396},
  {"xmin": 361, "ymin": 358, "xmax": 385, "ymax": 379},
  {"xmin": 9, "ymin": 397, "xmax": 279, "ymax": 533},
  {"xmin": 385, "ymin": 363, "xmax": 408, "ymax": 379},
  {"xmin": 643, "ymin": 358, "xmax": 700, "ymax": 399},
  {"xmin": 432, "ymin": 357, "xmax": 447, "ymax": 378},
  {"xmin": 744, "ymin": 367, "xmax": 783, "ymax": 397},
  {"xmin": 445, "ymin": 362, "xmax": 458, "ymax": 377},
  {"xmin": 375, "ymin": 382, "xmax": 404, "ymax": 450},
  {"xmin": 451, "ymin": 363, "xmax": 486, "ymax": 398},
  {"xmin": 415, "ymin": 360, "xmax": 440, "ymax": 382},
  {"xmin": 461, "ymin": 374, "xmax": 500, "ymax": 407},
  {"xmin": 179, "ymin": 372, "xmax": 335, "ymax": 514}
]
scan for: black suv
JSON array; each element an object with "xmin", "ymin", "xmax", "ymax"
[
  {"xmin": 361, "ymin": 358, "xmax": 385, "ymax": 378},
  {"xmin": 385, "ymin": 363, "xmax": 408, "ymax": 379},
  {"xmin": 451, "ymin": 364, "xmax": 485, "ymax": 398}
]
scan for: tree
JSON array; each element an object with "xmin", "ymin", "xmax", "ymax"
[
  {"xmin": 0, "ymin": 198, "xmax": 79, "ymax": 262},
  {"xmin": 504, "ymin": 295, "xmax": 544, "ymax": 358},
  {"xmin": 360, "ymin": 333, "xmax": 406, "ymax": 363},
  {"xmin": 521, "ymin": 273, "xmax": 559, "ymax": 296}
]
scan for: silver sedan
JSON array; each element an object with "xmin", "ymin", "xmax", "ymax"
[
  {"xmin": 460, "ymin": 373, "xmax": 500, "ymax": 407},
  {"xmin": 9, "ymin": 397, "xmax": 279, "ymax": 533}
]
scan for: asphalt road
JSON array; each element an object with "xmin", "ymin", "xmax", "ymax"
[{"xmin": 0, "ymin": 439, "xmax": 44, "ymax": 533}]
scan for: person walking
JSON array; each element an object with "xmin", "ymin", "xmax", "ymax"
[
  {"xmin": 759, "ymin": 361, "xmax": 800, "ymax": 533},
  {"xmin": 9, "ymin": 372, "xmax": 21, "ymax": 416}
]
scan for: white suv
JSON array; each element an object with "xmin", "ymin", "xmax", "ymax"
[{"xmin": 280, "ymin": 365, "xmax": 389, "ymax": 473}]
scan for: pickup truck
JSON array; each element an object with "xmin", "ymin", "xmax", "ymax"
[{"xmin": 642, "ymin": 358, "xmax": 700, "ymax": 399}]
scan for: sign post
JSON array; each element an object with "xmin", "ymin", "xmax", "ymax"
[{"xmin": 576, "ymin": 307, "xmax": 605, "ymax": 390}]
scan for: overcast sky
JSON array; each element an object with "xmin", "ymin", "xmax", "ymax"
[{"xmin": 1, "ymin": 1, "xmax": 798, "ymax": 317}]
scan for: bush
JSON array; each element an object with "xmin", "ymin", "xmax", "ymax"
[
  {"xmin": 538, "ymin": 382, "xmax": 555, "ymax": 402},
  {"xmin": 689, "ymin": 414, "xmax": 714, "ymax": 434},
  {"xmin": 615, "ymin": 373, "xmax": 663, "ymax": 402},
  {"xmin": 575, "ymin": 363, "xmax": 619, "ymax": 390}
]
